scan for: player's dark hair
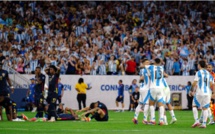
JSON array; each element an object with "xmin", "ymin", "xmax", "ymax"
[
  {"xmin": 119, "ymin": 79, "xmax": 123, "ymax": 83},
  {"xmin": 90, "ymin": 102, "xmax": 95, "ymax": 109},
  {"xmin": 49, "ymin": 65, "xmax": 57, "ymax": 72},
  {"xmin": 78, "ymin": 78, "xmax": 84, "ymax": 84},
  {"xmin": 36, "ymin": 66, "xmax": 41, "ymax": 69},
  {"xmin": 154, "ymin": 58, "xmax": 161, "ymax": 64},
  {"xmin": 199, "ymin": 60, "xmax": 206, "ymax": 68},
  {"xmin": 188, "ymin": 81, "xmax": 191, "ymax": 86},
  {"xmin": 142, "ymin": 58, "xmax": 149, "ymax": 63}
]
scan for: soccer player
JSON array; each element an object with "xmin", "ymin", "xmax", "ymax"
[
  {"xmin": 163, "ymin": 78, "xmax": 177, "ymax": 125},
  {"xmin": 77, "ymin": 101, "xmax": 109, "ymax": 122},
  {"xmin": 116, "ymin": 80, "xmax": 124, "ymax": 112},
  {"xmin": 190, "ymin": 60, "xmax": 215, "ymax": 128},
  {"xmin": 56, "ymin": 103, "xmax": 79, "ymax": 120},
  {"xmin": 34, "ymin": 67, "xmax": 46, "ymax": 114},
  {"xmin": 45, "ymin": 65, "xmax": 60, "ymax": 121},
  {"xmin": 27, "ymin": 78, "xmax": 36, "ymax": 111},
  {"xmin": 145, "ymin": 58, "xmax": 167, "ymax": 125},
  {"xmin": 198, "ymin": 64, "xmax": 215, "ymax": 125},
  {"xmin": 57, "ymin": 78, "xmax": 64, "ymax": 104},
  {"xmin": 0, "ymin": 62, "xmax": 14, "ymax": 97},
  {"xmin": 0, "ymin": 96, "xmax": 13, "ymax": 121},
  {"xmin": 133, "ymin": 58, "xmax": 150, "ymax": 124}
]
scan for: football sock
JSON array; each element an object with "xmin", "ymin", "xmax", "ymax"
[
  {"xmin": 159, "ymin": 106, "xmax": 164, "ymax": 122},
  {"xmin": 208, "ymin": 108, "xmax": 213, "ymax": 122},
  {"xmin": 192, "ymin": 107, "xmax": 199, "ymax": 122},
  {"xmin": 169, "ymin": 110, "xmax": 176, "ymax": 119},
  {"xmin": 150, "ymin": 106, "xmax": 155, "ymax": 122},
  {"xmin": 164, "ymin": 115, "xmax": 167, "ymax": 124},
  {"xmin": 134, "ymin": 104, "xmax": 141, "ymax": 120},
  {"xmin": 203, "ymin": 109, "xmax": 208, "ymax": 126},
  {"xmin": 143, "ymin": 105, "xmax": 149, "ymax": 121}
]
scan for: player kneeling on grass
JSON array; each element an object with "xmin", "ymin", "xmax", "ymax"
[
  {"xmin": 0, "ymin": 96, "xmax": 27, "ymax": 121},
  {"xmin": 77, "ymin": 101, "xmax": 108, "ymax": 122}
]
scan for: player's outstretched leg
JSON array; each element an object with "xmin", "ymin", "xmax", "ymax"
[
  {"xmin": 143, "ymin": 104, "xmax": 149, "ymax": 124},
  {"xmin": 192, "ymin": 106, "xmax": 200, "ymax": 128},
  {"xmin": 199, "ymin": 108, "xmax": 208, "ymax": 128},
  {"xmin": 166, "ymin": 103, "xmax": 177, "ymax": 124}
]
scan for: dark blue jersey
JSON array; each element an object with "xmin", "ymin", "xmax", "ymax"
[
  {"xmin": 0, "ymin": 97, "xmax": 13, "ymax": 108},
  {"xmin": 35, "ymin": 73, "xmax": 46, "ymax": 96},
  {"xmin": 58, "ymin": 83, "xmax": 64, "ymax": 96},
  {"xmin": 0, "ymin": 69, "xmax": 9, "ymax": 91},
  {"xmin": 97, "ymin": 101, "xmax": 108, "ymax": 115},
  {"xmin": 118, "ymin": 84, "xmax": 124, "ymax": 96},
  {"xmin": 48, "ymin": 73, "xmax": 60, "ymax": 93}
]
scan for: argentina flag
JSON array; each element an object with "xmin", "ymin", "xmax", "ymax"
[{"xmin": 180, "ymin": 46, "xmax": 189, "ymax": 57}]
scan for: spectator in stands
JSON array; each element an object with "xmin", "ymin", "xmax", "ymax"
[
  {"xmin": 126, "ymin": 56, "xmax": 136, "ymax": 75},
  {"xmin": 172, "ymin": 58, "xmax": 180, "ymax": 75}
]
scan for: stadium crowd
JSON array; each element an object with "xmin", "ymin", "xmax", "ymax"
[{"xmin": 0, "ymin": 1, "xmax": 215, "ymax": 75}]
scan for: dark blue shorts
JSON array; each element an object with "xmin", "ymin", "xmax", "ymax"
[
  {"xmin": 116, "ymin": 96, "xmax": 124, "ymax": 103},
  {"xmin": 95, "ymin": 114, "xmax": 108, "ymax": 121}
]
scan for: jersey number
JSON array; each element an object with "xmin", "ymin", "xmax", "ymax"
[
  {"xmin": 155, "ymin": 70, "xmax": 162, "ymax": 79},
  {"xmin": 204, "ymin": 78, "xmax": 208, "ymax": 86}
]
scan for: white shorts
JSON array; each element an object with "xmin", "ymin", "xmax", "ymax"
[
  {"xmin": 149, "ymin": 88, "xmax": 164, "ymax": 103},
  {"xmin": 163, "ymin": 87, "xmax": 171, "ymax": 104},
  {"xmin": 193, "ymin": 95, "xmax": 210, "ymax": 108},
  {"xmin": 139, "ymin": 90, "xmax": 150, "ymax": 105}
]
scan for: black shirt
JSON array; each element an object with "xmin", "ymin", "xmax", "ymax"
[
  {"xmin": 0, "ymin": 69, "xmax": 9, "ymax": 91},
  {"xmin": 48, "ymin": 73, "xmax": 60, "ymax": 93},
  {"xmin": 132, "ymin": 92, "xmax": 140, "ymax": 101},
  {"xmin": 0, "ymin": 97, "xmax": 13, "ymax": 108},
  {"xmin": 35, "ymin": 73, "xmax": 46, "ymax": 96},
  {"xmin": 97, "ymin": 101, "xmax": 108, "ymax": 115},
  {"xmin": 57, "ymin": 108, "xmax": 64, "ymax": 114}
]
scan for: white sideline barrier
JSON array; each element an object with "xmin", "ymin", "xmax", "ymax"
[{"xmin": 12, "ymin": 75, "xmax": 194, "ymax": 110}]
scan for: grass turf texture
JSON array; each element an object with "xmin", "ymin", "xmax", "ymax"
[{"xmin": 0, "ymin": 110, "xmax": 214, "ymax": 134}]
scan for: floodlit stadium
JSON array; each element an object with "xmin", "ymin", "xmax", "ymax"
[{"xmin": 0, "ymin": 1, "xmax": 215, "ymax": 134}]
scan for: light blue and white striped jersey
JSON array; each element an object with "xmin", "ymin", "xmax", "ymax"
[
  {"xmin": 139, "ymin": 68, "xmax": 150, "ymax": 90},
  {"xmin": 194, "ymin": 69, "xmax": 214, "ymax": 95},
  {"xmin": 145, "ymin": 65, "xmax": 165, "ymax": 89}
]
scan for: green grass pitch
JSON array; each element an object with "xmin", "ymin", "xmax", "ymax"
[{"xmin": 0, "ymin": 110, "xmax": 214, "ymax": 134}]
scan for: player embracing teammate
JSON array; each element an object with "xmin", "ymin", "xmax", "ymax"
[{"xmin": 133, "ymin": 58, "xmax": 177, "ymax": 125}]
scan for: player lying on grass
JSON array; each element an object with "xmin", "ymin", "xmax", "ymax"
[
  {"xmin": 22, "ymin": 104, "xmax": 80, "ymax": 122},
  {"xmin": 76, "ymin": 101, "xmax": 109, "ymax": 122}
]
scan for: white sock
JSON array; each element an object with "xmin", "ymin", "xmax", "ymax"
[
  {"xmin": 150, "ymin": 106, "xmax": 155, "ymax": 122},
  {"xmin": 200, "ymin": 110, "xmax": 203, "ymax": 121},
  {"xmin": 143, "ymin": 105, "xmax": 149, "ymax": 121},
  {"xmin": 159, "ymin": 106, "xmax": 164, "ymax": 122},
  {"xmin": 192, "ymin": 107, "xmax": 199, "ymax": 122},
  {"xmin": 169, "ymin": 110, "xmax": 176, "ymax": 119},
  {"xmin": 134, "ymin": 105, "xmax": 142, "ymax": 120},
  {"xmin": 203, "ymin": 109, "xmax": 208, "ymax": 126},
  {"xmin": 208, "ymin": 109, "xmax": 213, "ymax": 122},
  {"xmin": 164, "ymin": 115, "xmax": 167, "ymax": 124}
]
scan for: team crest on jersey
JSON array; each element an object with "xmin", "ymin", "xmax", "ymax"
[{"xmin": 2, "ymin": 73, "xmax": 5, "ymax": 77}]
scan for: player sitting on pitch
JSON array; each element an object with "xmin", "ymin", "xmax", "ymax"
[{"xmin": 76, "ymin": 101, "xmax": 108, "ymax": 122}]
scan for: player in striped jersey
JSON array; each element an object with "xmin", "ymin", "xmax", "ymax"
[
  {"xmin": 132, "ymin": 59, "xmax": 150, "ymax": 124},
  {"xmin": 163, "ymin": 78, "xmax": 177, "ymax": 125},
  {"xmin": 145, "ymin": 58, "xmax": 168, "ymax": 125},
  {"xmin": 190, "ymin": 60, "xmax": 215, "ymax": 128}
]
